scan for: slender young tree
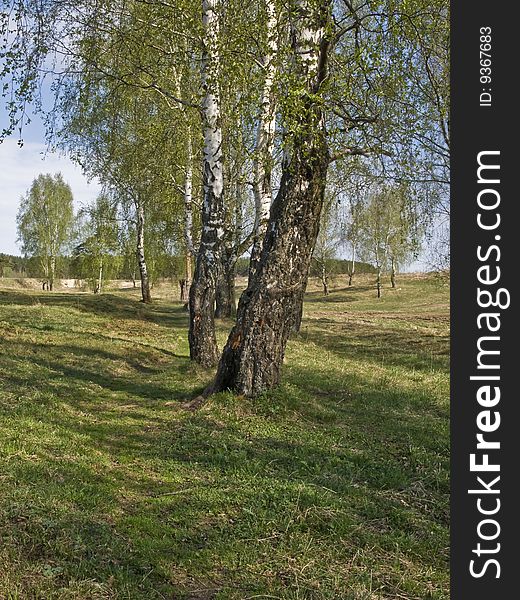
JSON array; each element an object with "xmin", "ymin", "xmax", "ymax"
[
  {"xmin": 16, "ymin": 173, "xmax": 75, "ymax": 291},
  {"xmin": 75, "ymin": 194, "xmax": 120, "ymax": 293},
  {"xmin": 358, "ymin": 184, "xmax": 421, "ymax": 298},
  {"xmin": 249, "ymin": 0, "xmax": 278, "ymax": 278},
  {"xmin": 181, "ymin": 129, "xmax": 196, "ymax": 303},
  {"xmin": 312, "ymin": 199, "xmax": 341, "ymax": 296}
]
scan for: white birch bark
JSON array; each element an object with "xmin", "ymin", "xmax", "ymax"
[
  {"xmin": 184, "ymin": 130, "xmax": 195, "ymax": 256},
  {"xmin": 201, "ymin": 0, "xmax": 224, "ymax": 244},
  {"xmin": 188, "ymin": 0, "xmax": 226, "ymax": 366},
  {"xmin": 250, "ymin": 0, "xmax": 278, "ymax": 275},
  {"xmin": 183, "ymin": 130, "xmax": 194, "ymax": 301},
  {"xmin": 136, "ymin": 200, "xmax": 152, "ymax": 303}
]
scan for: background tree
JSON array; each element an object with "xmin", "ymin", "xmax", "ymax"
[
  {"xmin": 387, "ymin": 188, "xmax": 423, "ymax": 288},
  {"xmin": 312, "ymin": 197, "xmax": 342, "ymax": 296},
  {"xmin": 16, "ymin": 173, "xmax": 75, "ymax": 291},
  {"xmin": 358, "ymin": 184, "xmax": 422, "ymax": 297},
  {"xmin": 74, "ymin": 194, "xmax": 120, "ymax": 293}
]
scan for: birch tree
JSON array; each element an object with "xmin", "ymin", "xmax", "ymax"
[
  {"xmin": 188, "ymin": 0, "xmax": 226, "ymax": 367},
  {"xmin": 249, "ymin": 0, "xmax": 278, "ymax": 278},
  {"xmin": 74, "ymin": 194, "xmax": 120, "ymax": 293},
  {"xmin": 312, "ymin": 197, "xmax": 341, "ymax": 295},
  {"xmin": 358, "ymin": 184, "xmax": 421, "ymax": 297},
  {"xmin": 205, "ymin": 0, "xmax": 333, "ymax": 397},
  {"xmin": 16, "ymin": 173, "xmax": 75, "ymax": 291}
]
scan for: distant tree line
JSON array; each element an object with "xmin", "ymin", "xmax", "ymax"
[{"xmin": 10, "ymin": 170, "xmax": 378, "ymax": 292}]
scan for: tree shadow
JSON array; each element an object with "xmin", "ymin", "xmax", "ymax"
[
  {"xmin": 295, "ymin": 314, "xmax": 449, "ymax": 373},
  {"xmin": 1, "ymin": 368, "xmax": 449, "ymax": 597},
  {"xmin": 0, "ymin": 287, "xmax": 449, "ymax": 598},
  {"xmin": 0, "ymin": 289, "xmax": 189, "ymax": 329}
]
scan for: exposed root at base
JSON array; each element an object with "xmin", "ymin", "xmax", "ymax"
[{"xmin": 182, "ymin": 394, "xmax": 208, "ymax": 411}]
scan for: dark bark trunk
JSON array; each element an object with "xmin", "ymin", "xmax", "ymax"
[
  {"xmin": 95, "ymin": 259, "xmax": 103, "ymax": 294},
  {"xmin": 215, "ymin": 253, "xmax": 236, "ymax": 319},
  {"xmin": 188, "ymin": 248, "xmax": 221, "ymax": 367},
  {"xmin": 136, "ymin": 202, "xmax": 152, "ymax": 303},
  {"xmin": 49, "ymin": 255, "xmax": 55, "ymax": 291},
  {"xmin": 207, "ymin": 141, "xmax": 329, "ymax": 396},
  {"xmin": 348, "ymin": 249, "xmax": 355, "ymax": 286},
  {"xmin": 179, "ymin": 279, "xmax": 187, "ymax": 302},
  {"xmin": 203, "ymin": 0, "xmax": 331, "ymax": 397}
]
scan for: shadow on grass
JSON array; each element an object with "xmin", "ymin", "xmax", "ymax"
[
  {"xmin": 1, "ymin": 379, "xmax": 449, "ymax": 597},
  {"xmin": 294, "ymin": 315, "xmax": 449, "ymax": 373},
  {"xmin": 0, "ymin": 289, "xmax": 189, "ymax": 329},
  {"xmin": 1, "ymin": 338, "xmax": 191, "ymax": 404},
  {"xmin": 0, "ymin": 287, "xmax": 449, "ymax": 599}
]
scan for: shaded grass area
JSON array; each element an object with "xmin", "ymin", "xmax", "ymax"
[{"xmin": 0, "ymin": 276, "xmax": 449, "ymax": 599}]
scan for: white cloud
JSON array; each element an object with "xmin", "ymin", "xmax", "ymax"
[{"xmin": 0, "ymin": 139, "xmax": 101, "ymax": 255}]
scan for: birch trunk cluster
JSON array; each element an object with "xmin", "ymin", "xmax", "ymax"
[{"xmin": 205, "ymin": 0, "xmax": 332, "ymax": 396}]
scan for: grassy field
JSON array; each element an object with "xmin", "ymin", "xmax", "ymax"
[{"xmin": 0, "ymin": 274, "xmax": 449, "ymax": 600}]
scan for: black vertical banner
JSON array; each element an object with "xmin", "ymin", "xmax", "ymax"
[{"xmin": 451, "ymin": 1, "xmax": 517, "ymax": 598}]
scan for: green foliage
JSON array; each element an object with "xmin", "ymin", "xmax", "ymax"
[
  {"xmin": 0, "ymin": 254, "xmax": 17, "ymax": 277},
  {"xmin": 358, "ymin": 183, "xmax": 423, "ymax": 273},
  {"xmin": 73, "ymin": 195, "xmax": 121, "ymax": 292},
  {"xmin": 16, "ymin": 173, "xmax": 75, "ymax": 283}
]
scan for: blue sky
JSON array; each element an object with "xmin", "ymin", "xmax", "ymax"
[{"xmin": 0, "ymin": 108, "xmax": 101, "ymax": 256}]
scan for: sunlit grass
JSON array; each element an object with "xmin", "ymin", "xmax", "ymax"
[{"xmin": 0, "ymin": 274, "xmax": 449, "ymax": 599}]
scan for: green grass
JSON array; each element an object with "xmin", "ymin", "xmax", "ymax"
[{"xmin": 0, "ymin": 274, "xmax": 449, "ymax": 599}]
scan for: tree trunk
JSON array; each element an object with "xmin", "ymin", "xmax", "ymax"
[
  {"xmin": 376, "ymin": 266, "xmax": 382, "ymax": 298},
  {"xmin": 390, "ymin": 256, "xmax": 396, "ymax": 288},
  {"xmin": 95, "ymin": 258, "xmax": 103, "ymax": 294},
  {"xmin": 206, "ymin": 0, "xmax": 331, "ymax": 397},
  {"xmin": 188, "ymin": 0, "xmax": 225, "ymax": 367},
  {"xmin": 208, "ymin": 147, "xmax": 329, "ymax": 396},
  {"xmin": 180, "ymin": 253, "xmax": 192, "ymax": 303},
  {"xmin": 250, "ymin": 0, "xmax": 278, "ymax": 279},
  {"xmin": 348, "ymin": 247, "xmax": 356, "ymax": 286},
  {"xmin": 183, "ymin": 130, "xmax": 195, "ymax": 303},
  {"xmin": 136, "ymin": 201, "xmax": 152, "ymax": 303},
  {"xmin": 215, "ymin": 253, "xmax": 236, "ymax": 318},
  {"xmin": 49, "ymin": 255, "xmax": 56, "ymax": 291},
  {"xmin": 321, "ymin": 263, "xmax": 329, "ymax": 295}
]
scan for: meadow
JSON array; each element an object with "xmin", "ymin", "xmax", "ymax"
[{"xmin": 0, "ymin": 274, "xmax": 449, "ymax": 599}]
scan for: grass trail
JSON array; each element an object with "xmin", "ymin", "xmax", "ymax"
[{"xmin": 0, "ymin": 275, "xmax": 449, "ymax": 599}]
